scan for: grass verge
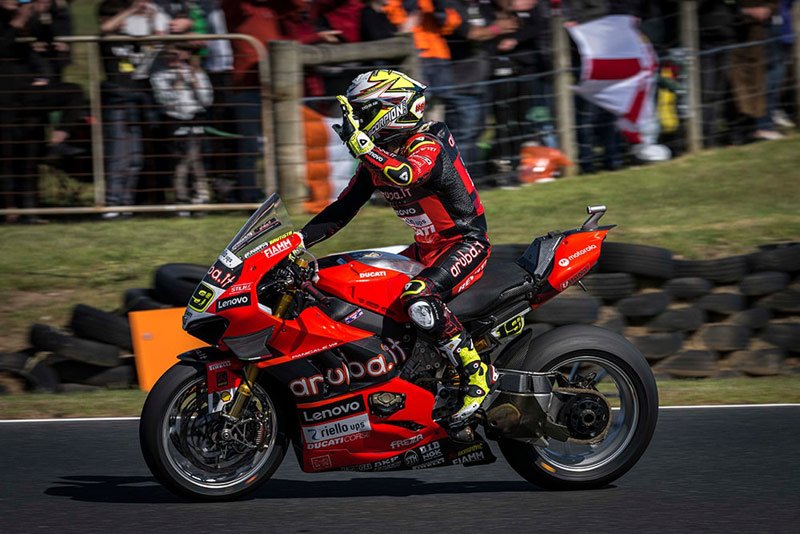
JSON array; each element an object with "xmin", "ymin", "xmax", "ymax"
[
  {"xmin": 2, "ymin": 138, "xmax": 799, "ymax": 353},
  {"xmin": 0, "ymin": 376, "xmax": 798, "ymax": 419}
]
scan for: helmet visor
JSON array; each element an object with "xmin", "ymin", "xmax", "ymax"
[{"xmin": 352, "ymin": 99, "xmax": 384, "ymax": 131}]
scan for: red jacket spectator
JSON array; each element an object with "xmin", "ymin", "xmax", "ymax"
[
  {"xmin": 317, "ymin": 0, "xmax": 363, "ymax": 43},
  {"xmin": 277, "ymin": 0, "xmax": 354, "ymax": 96},
  {"xmin": 278, "ymin": 2, "xmax": 321, "ymax": 45},
  {"xmin": 221, "ymin": 0, "xmax": 283, "ymax": 87},
  {"xmin": 279, "ymin": 0, "xmax": 363, "ymax": 44}
]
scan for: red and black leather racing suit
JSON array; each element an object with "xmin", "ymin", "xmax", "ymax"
[{"xmin": 301, "ymin": 121, "xmax": 491, "ymax": 342}]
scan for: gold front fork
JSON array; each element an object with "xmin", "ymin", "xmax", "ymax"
[
  {"xmin": 272, "ymin": 292, "xmax": 295, "ymax": 318},
  {"xmin": 227, "ymin": 292, "xmax": 291, "ymax": 419},
  {"xmin": 227, "ymin": 256, "xmax": 307, "ymax": 419},
  {"xmin": 273, "ymin": 257, "xmax": 307, "ymax": 317},
  {"xmin": 227, "ymin": 364, "xmax": 260, "ymax": 420}
]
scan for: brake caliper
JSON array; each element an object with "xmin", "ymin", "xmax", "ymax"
[{"xmin": 205, "ymin": 358, "xmax": 243, "ymax": 414}]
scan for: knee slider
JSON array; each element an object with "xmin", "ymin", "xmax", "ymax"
[{"xmin": 407, "ymin": 300, "xmax": 437, "ymax": 331}]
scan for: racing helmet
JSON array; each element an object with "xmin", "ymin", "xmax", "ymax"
[{"xmin": 345, "ymin": 69, "xmax": 427, "ymax": 143}]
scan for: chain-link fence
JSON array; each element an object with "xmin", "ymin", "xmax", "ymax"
[
  {"xmin": 1, "ymin": 1, "xmax": 799, "ymax": 219},
  {"xmin": 1, "ymin": 32, "xmax": 274, "ymax": 218}
]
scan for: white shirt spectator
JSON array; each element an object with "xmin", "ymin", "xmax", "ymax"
[{"xmin": 151, "ymin": 61, "xmax": 213, "ymax": 121}]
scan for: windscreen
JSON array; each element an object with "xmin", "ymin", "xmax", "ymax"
[{"xmin": 226, "ymin": 194, "xmax": 295, "ymax": 260}]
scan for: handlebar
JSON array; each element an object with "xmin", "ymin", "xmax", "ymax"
[{"xmin": 301, "ymin": 280, "xmax": 330, "ymax": 305}]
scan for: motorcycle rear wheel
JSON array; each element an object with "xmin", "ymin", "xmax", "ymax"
[
  {"xmin": 140, "ymin": 362, "xmax": 288, "ymax": 501},
  {"xmin": 499, "ymin": 325, "xmax": 658, "ymax": 490}
]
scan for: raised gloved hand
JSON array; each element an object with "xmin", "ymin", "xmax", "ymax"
[{"xmin": 332, "ymin": 95, "xmax": 374, "ymax": 158}]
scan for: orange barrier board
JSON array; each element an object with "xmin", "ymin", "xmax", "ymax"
[{"xmin": 130, "ymin": 308, "xmax": 207, "ymax": 391}]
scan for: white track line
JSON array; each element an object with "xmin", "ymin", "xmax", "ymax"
[
  {"xmin": 658, "ymin": 403, "xmax": 800, "ymax": 410},
  {"xmin": 0, "ymin": 404, "xmax": 798, "ymax": 423},
  {"xmin": 0, "ymin": 416, "xmax": 140, "ymax": 423}
]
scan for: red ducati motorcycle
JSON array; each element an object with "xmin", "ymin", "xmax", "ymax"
[{"xmin": 140, "ymin": 195, "xmax": 658, "ymax": 501}]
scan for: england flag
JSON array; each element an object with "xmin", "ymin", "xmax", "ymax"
[{"xmin": 567, "ymin": 15, "xmax": 662, "ymax": 151}]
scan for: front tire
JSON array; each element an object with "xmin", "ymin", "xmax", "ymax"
[
  {"xmin": 140, "ymin": 362, "xmax": 288, "ymax": 501},
  {"xmin": 499, "ymin": 325, "xmax": 658, "ymax": 490}
]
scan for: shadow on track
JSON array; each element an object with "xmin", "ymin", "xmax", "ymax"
[
  {"xmin": 46, "ymin": 476, "xmax": 180, "ymax": 503},
  {"xmin": 45, "ymin": 475, "xmax": 577, "ymax": 503},
  {"xmin": 254, "ymin": 478, "xmax": 545, "ymax": 499}
]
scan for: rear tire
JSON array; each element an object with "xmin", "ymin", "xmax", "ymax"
[
  {"xmin": 140, "ymin": 362, "xmax": 288, "ymax": 501},
  {"xmin": 498, "ymin": 325, "xmax": 658, "ymax": 490}
]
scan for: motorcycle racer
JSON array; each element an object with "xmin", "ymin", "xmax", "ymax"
[{"xmin": 301, "ymin": 69, "xmax": 494, "ymax": 426}]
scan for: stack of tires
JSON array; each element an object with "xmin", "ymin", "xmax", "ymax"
[
  {"xmin": 0, "ymin": 264, "xmax": 206, "ymax": 393},
  {"xmin": 521, "ymin": 242, "xmax": 800, "ymax": 379},
  {"xmin": 2, "ymin": 244, "xmax": 799, "ymax": 394}
]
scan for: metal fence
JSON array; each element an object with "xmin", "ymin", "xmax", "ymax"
[
  {"xmin": 2, "ymin": 1, "xmax": 799, "ymax": 219},
  {"xmin": 294, "ymin": 3, "xmax": 800, "ymax": 198},
  {"xmin": 1, "ymin": 33, "xmax": 274, "ymax": 217}
]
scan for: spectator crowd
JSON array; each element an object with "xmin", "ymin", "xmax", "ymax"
[{"xmin": 0, "ymin": 0, "xmax": 797, "ymax": 221}]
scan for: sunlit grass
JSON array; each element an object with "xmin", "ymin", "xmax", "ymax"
[{"xmin": 2, "ymin": 137, "xmax": 799, "ymax": 352}]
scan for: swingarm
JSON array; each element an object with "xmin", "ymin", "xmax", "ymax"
[{"xmin": 483, "ymin": 369, "xmax": 612, "ymax": 445}]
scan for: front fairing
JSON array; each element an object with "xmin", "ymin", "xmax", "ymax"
[
  {"xmin": 182, "ymin": 194, "xmax": 299, "ymax": 345},
  {"xmin": 181, "ymin": 194, "xmax": 375, "ymax": 363}
]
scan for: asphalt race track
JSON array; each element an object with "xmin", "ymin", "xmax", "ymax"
[{"xmin": 1, "ymin": 406, "xmax": 798, "ymax": 533}]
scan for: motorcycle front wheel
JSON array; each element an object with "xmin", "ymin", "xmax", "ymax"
[
  {"xmin": 139, "ymin": 362, "xmax": 288, "ymax": 501},
  {"xmin": 499, "ymin": 325, "xmax": 658, "ymax": 490}
]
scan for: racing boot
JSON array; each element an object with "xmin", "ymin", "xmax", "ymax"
[{"xmin": 440, "ymin": 335, "xmax": 496, "ymax": 425}]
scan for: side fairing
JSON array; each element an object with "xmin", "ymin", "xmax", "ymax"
[
  {"xmin": 265, "ymin": 336, "xmax": 405, "ymax": 401},
  {"xmin": 295, "ymin": 378, "xmax": 496, "ymax": 473},
  {"xmin": 182, "ymin": 232, "xmax": 304, "ymax": 339}
]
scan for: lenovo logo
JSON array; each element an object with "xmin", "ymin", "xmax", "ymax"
[
  {"xmin": 300, "ymin": 396, "xmax": 366, "ymax": 424},
  {"xmin": 216, "ymin": 294, "xmax": 250, "ymax": 312}
]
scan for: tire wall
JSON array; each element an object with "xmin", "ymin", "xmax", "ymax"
[
  {"xmin": 15, "ymin": 263, "xmax": 206, "ymax": 393},
  {"xmin": 516, "ymin": 242, "xmax": 800, "ymax": 379},
  {"xmin": 8, "ymin": 246, "xmax": 800, "ymax": 393}
]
